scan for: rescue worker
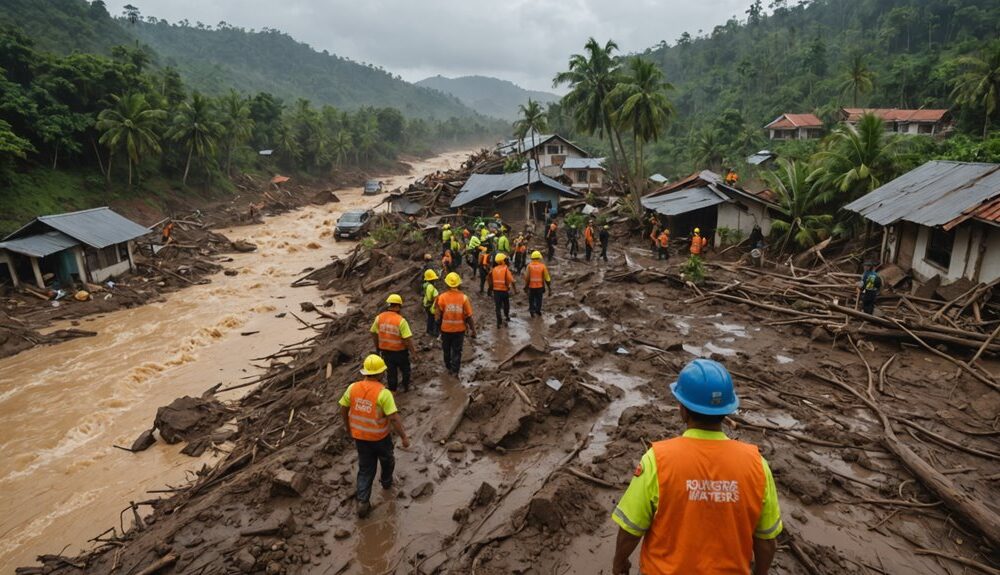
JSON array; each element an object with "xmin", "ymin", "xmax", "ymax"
[
  {"xmin": 450, "ymin": 231, "xmax": 464, "ymax": 255},
  {"xmin": 599, "ymin": 224, "xmax": 610, "ymax": 262},
  {"xmin": 488, "ymin": 253, "xmax": 517, "ymax": 328},
  {"xmin": 584, "ymin": 221, "xmax": 596, "ymax": 262},
  {"xmin": 161, "ymin": 220, "xmax": 175, "ymax": 244},
  {"xmin": 690, "ymin": 227, "xmax": 708, "ymax": 257},
  {"xmin": 466, "ymin": 232, "xmax": 482, "ymax": 272},
  {"xmin": 524, "ymin": 250, "xmax": 552, "ymax": 317},
  {"xmin": 546, "ymin": 221, "xmax": 559, "ymax": 262},
  {"xmin": 441, "ymin": 223, "xmax": 453, "ymax": 255},
  {"xmin": 434, "ymin": 272, "xmax": 477, "ymax": 376},
  {"xmin": 496, "ymin": 229, "xmax": 511, "ymax": 256},
  {"xmin": 441, "ymin": 248, "xmax": 454, "ymax": 274},
  {"xmin": 725, "ymin": 168, "xmax": 740, "ymax": 186},
  {"xmin": 422, "ymin": 270, "xmax": 439, "ymax": 337},
  {"xmin": 858, "ymin": 261, "xmax": 882, "ymax": 315},
  {"xmin": 493, "ymin": 212, "xmax": 504, "ymax": 230},
  {"xmin": 370, "ymin": 294, "xmax": 416, "ymax": 393},
  {"xmin": 421, "ymin": 253, "xmax": 435, "ymax": 278},
  {"xmin": 649, "ymin": 220, "xmax": 661, "ymax": 253},
  {"xmin": 479, "ymin": 222, "xmax": 490, "ymax": 241},
  {"xmin": 477, "ymin": 245, "xmax": 491, "ymax": 294},
  {"xmin": 339, "ymin": 354, "xmax": 411, "ymax": 518},
  {"xmin": 657, "ymin": 229, "xmax": 671, "ymax": 260},
  {"xmin": 513, "ymin": 234, "xmax": 528, "ymax": 274},
  {"xmin": 611, "ymin": 359, "xmax": 782, "ymax": 575},
  {"xmin": 567, "ymin": 224, "xmax": 580, "ymax": 260}
]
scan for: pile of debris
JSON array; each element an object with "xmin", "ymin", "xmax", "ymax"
[{"xmin": 382, "ymin": 148, "xmax": 504, "ymax": 216}]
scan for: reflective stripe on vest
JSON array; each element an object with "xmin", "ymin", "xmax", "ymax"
[
  {"xmin": 375, "ymin": 311, "xmax": 406, "ymax": 351},
  {"xmin": 527, "ymin": 261, "xmax": 547, "ymax": 288},
  {"xmin": 348, "ymin": 380, "xmax": 390, "ymax": 441},
  {"xmin": 491, "ymin": 265, "xmax": 512, "ymax": 291},
  {"xmin": 690, "ymin": 235, "xmax": 705, "ymax": 254},
  {"xmin": 436, "ymin": 290, "xmax": 469, "ymax": 333},
  {"xmin": 640, "ymin": 437, "xmax": 765, "ymax": 575},
  {"xmin": 659, "ymin": 234, "xmax": 669, "ymax": 247}
]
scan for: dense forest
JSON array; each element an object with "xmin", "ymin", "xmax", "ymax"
[{"xmin": 0, "ymin": 1, "xmax": 506, "ymax": 234}]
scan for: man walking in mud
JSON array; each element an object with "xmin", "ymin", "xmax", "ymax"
[
  {"xmin": 525, "ymin": 250, "xmax": 551, "ymax": 317},
  {"xmin": 339, "ymin": 354, "xmax": 410, "ymax": 518},
  {"xmin": 434, "ymin": 272, "xmax": 477, "ymax": 376},
  {"xmin": 488, "ymin": 253, "xmax": 517, "ymax": 328},
  {"xmin": 858, "ymin": 261, "xmax": 882, "ymax": 315},
  {"xmin": 611, "ymin": 359, "xmax": 782, "ymax": 575},
  {"xmin": 371, "ymin": 294, "xmax": 416, "ymax": 392},
  {"xmin": 599, "ymin": 224, "xmax": 610, "ymax": 262}
]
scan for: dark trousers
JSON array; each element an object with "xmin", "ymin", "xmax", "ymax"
[
  {"xmin": 514, "ymin": 252, "xmax": 526, "ymax": 273},
  {"xmin": 569, "ymin": 239, "xmax": 579, "ymax": 258},
  {"xmin": 442, "ymin": 241, "xmax": 450, "ymax": 255},
  {"xmin": 441, "ymin": 331, "xmax": 465, "ymax": 373},
  {"xmin": 585, "ymin": 244, "xmax": 593, "ymax": 261},
  {"xmin": 861, "ymin": 291, "xmax": 878, "ymax": 315},
  {"xmin": 356, "ymin": 436, "xmax": 394, "ymax": 503},
  {"xmin": 493, "ymin": 290, "xmax": 510, "ymax": 325},
  {"xmin": 381, "ymin": 349, "xmax": 411, "ymax": 392},
  {"xmin": 528, "ymin": 287, "xmax": 545, "ymax": 316},
  {"xmin": 425, "ymin": 308, "xmax": 438, "ymax": 337},
  {"xmin": 600, "ymin": 243, "xmax": 608, "ymax": 261},
  {"xmin": 467, "ymin": 252, "xmax": 477, "ymax": 273},
  {"xmin": 547, "ymin": 242, "xmax": 555, "ymax": 261},
  {"xmin": 478, "ymin": 267, "xmax": 488, "ymax": 293},
  {"xmin": 658, "ymin": 246, "xmax": 669, "ymax": 260}
]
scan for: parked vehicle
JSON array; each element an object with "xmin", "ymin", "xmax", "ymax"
[
  {"xmin": 363, "ymin": 180, "xmax": 383, "ymax": 195},
  {"xmin": 334, "ymin": 209, "xmax": 373, "ymax": 240}
]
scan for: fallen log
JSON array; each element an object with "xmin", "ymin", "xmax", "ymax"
[
  {"xmin": 134, "ymin": 553, "xmax": 177, "ymax": 575},
  {"xmin": 437, "ymin": 393, "xmax": 472, "ymax": 444},
  {"xmin": 888, "ymin": 319, "xmax": 999, "ymax": 392},
  {"xmin": 361, "ymin": 265, "xmax": 419, "ymax": 293}
]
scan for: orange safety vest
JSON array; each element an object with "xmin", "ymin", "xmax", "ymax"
[
  {"xmin": 346, "ymin": 379, "xmax": 390, "ymax": 441},
  {"xmin": 479, "ymin": 252, "xmax": 491, "ymax": 269},
  {"xmin": 658, "ymin": 232, "xmax": 670, "ymax": 248},
  {"xmin": 516, "ymin": 243, "xmax": 527, "ymax": 254},
  {"xmin": 690, "ymin": 234, "xmax": 707, "ymax": 255},
  {"xmin": 374, "ymin": 311, "xmax": 407, "ymax": 351},
  {"xmin": 526, "ymin": 261, "xmax": 548, "ymax": 289},
  {"xmin": 491, "ymin": 264, "xmax": 514, "ymax": 292},
  {"xmin": 641, "ymin": 437, "xmax": 765, "ymax": 575},
  {"xmin": 436, "ymin": 290, "xmax": 470, "ymax": 333},
  {"xmin": 584, "ymin": 226, "xmax": 595, "ymax": 247}
]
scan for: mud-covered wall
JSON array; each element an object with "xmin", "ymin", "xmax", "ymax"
[{"xmin": 715, "ymin": 201, "xmax": 772, "ymax": 246}]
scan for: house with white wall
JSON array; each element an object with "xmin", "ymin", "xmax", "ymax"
[
  {"xmin": 840, "ymin": 108, "xmax": 951, "ymax": 136},
  {"xmin": 844, "ymin": 161, "xmax": 1000, "ymax": 285},
  {"xmin": 763, "ymin": 114, "xmax": 824, "ymax": 140},
  {"xmin": 498, "ymin": 133, "xmax": 590, "ymax": 172}
]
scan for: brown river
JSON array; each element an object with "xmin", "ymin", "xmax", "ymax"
[{"xmin": 0, "ymin": 150, "xmax": 471, "ymax": 571}]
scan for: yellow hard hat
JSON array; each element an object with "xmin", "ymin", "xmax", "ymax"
[
  {"xmin": 386, "ymin": 293, "xmax": 403, "ymax": 305},
  {"xmin": 445, "ymin": 272, "xmax": 462, "ymax": 287},
  {"xmin": 360, "ymin": 354, "xmax": 387, "ymax": 375},
  {"xmin": 494, "ymin": 213, "xmax": 501, "ymax": 218},
  {"xmin": 694, "ymin": 228, "xmax": 701, "ymax": 234},
  {"xmin": 495, "ymin": 253, "xmax": 507, "ymax": 263},
  {"xmin": 443, "ymin": 223, "xmax": 451, "ymax": 230},
  {"xmin": 424, "ymin": 269, "xmax": 439, "ymax": 281},
  {"xmin": 531, "ymin": 250, "xmax": 543, "ymax": 260}
]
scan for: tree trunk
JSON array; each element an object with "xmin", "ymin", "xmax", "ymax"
[
  {"xmin": 183, "ymin": 144, "xmax": 193, "ymax": 185},
  {"xmin": 52, "ymin": 145, "xmax": 59, "ymax": 170},
  {"xmin": 91, "ymin": 138, "xmax": 107, "ymax": 178},
  {"xmin": 127, "ymin": 158, "xmax": 133, "ymax": 187}
]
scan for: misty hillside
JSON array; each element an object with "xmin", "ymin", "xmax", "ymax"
[{"xmin": 416, "ymin": 75, "xmax": 560, "ymax": 120}]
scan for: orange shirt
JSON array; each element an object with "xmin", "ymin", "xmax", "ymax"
[
  {"xmin": 374, "ymin": 311, "xmax": 406, "ymax": 351},
  {"xmin": 584, "ymin": 226, "xmax": 595, "ymax": 247},
  {"xmin": 491, "ymin": 264, "xmax": 514, "ymax": 292},
  {"xmin": 344, "ymin": 379, "xmax": 390, "ymax": 441},
  {"xmin": 526, "ymin": 261, "xmax": 550, "ymax": 289},
  {"xmin": 435, "ymin": 289, "xmax": 473, "ymax": 333}
]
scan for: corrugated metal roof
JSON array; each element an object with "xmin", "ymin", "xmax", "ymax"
[
  {"xmin": 499, "ymin": 133, "xmax": 590, "ymax": 157},
  {"xmin": 641, "ymin": 186, "xmax": 728, "ymax": 216},
  {"xmin": 5, "ymin": 207, "xmax": 150, "ymax": 249},
  {"xmin": 843, "ymin": 161, "xmax": 1000, "ymax": 227},
  {"xmin": 562, "ymin": 157, "xmax": 605, "ymax": 170},
  {"xmin": 0, "ymin": 230, "xmax": 79, "ymax": 258},
  {"xmin": 747, "ymin": 150, "xmax": 776, "ymax": 166},
  {"xmin": 648, "ymin": 173, "xmax": 669, "ymax": 184},
  {"xmin": 452, "ymin": 170, "xmax": 578, "ymax": 208}
]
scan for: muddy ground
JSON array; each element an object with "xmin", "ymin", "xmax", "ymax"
[{"xmin": 20, "ymin": 199, "xmax": 1000, "ymax": 573}]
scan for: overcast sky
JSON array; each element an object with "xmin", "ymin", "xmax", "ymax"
[{"xmin": 105, "ymin": 0, "xmax": 748, "ymax": 92}]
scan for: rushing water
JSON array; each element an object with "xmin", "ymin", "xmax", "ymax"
[{"xmin": 0, "ymin": 150, "xmax": 471, "ymax": 571}]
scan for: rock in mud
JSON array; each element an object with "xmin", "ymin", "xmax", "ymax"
[
  {"xmin": 481, "ymin": 393, "xmax": 534, "ymax": 447},
  {"xmin": 154, "ymin": 396, "xmax": 226, "ymax": 444},
  {"xmin": 333, "ymin": 528, "xmax": 351, "ymax": 540},
  {"xmin": 224, "ymin": 269, "xmax": 239, "ymax": 276},
  {"xmin": 231, "ymin": 240, "xmax": 258, "ymax": 252},
  {"xmin": 235, "ymin": 549, "xmax": 256, "ymax": 572},
  {"xmin": 240, "ymin": 509, "xmax": 297, "ymax": 537},
  {"xmin": 130, "ymin": 428, "xmax": 156, "ymax": 452},
  {"xmin": 471, "ymin": 482, "xmax": 497, "ymax": 508},
  {"xmin": 452, "ymin": 507, "xmax": 470, "ymax": 523},
  {"xmin": 271, "ymin": 469, "xmax": 310, "ymax": 497},
  {"xmin": 527, "ymin": 496, "xmax": 563, "ymax": 532},
  {"xmin": 410, "ymin": 481, "xmax": 435, "ymax": 499},
  {"xmin": 445, "ymin": 441, "xmax": 465, "ymax": 453}
]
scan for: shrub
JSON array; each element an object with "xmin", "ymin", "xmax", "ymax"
[
  {"xmin": 681, "ymin": 254, "xmax": 705, "ymax": 285},
  {"xmin": 717, "ymin": 226, "xmax": 745, "ymax": 247}
]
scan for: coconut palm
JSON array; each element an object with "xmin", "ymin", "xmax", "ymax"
[
  {"xmin": 355, "ymin": 118, "xmax": 379, "ymax": 165},
  {"xmin": 951, "ymin": 43, "xmax": 1000, "ymax": 139},
  {"xmin": 838, "ymin": 53, "xmax": 875, "ymax": 107},
  {"xmin": 691, "ymin": 127, "xmax": 726, "ymax": 172},
  {"xmin": 512, "ymin": 99, "xmax": 548, "ymax": 189},
  {"xmin": 814, "ymin": 113, "xmax": 898, "ymax": 202},
  {"xmin": 218, "ymin": 91, "xmax": 254, "ymax": 176},
  {"xmin": 329, "ymin": 131, "xmax": 352, "ymax": 167},
  {"xmin": 96, "ymin": 92, "xmax": 166, "ymax": 186},
  {"xmin": 765, "ymin": 159, "xmax": 840, "ymax": 252},
  {"xmin": 168, "ymin": 93, "xmax": 222, "ymax": 185}
]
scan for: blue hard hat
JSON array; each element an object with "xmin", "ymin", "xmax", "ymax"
[{"xmin": 669, "ymin": 359, "xmax": 739, "ymax": 416}]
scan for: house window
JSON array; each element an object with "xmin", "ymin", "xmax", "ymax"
[
  {"xmin": 575, "ymin": 170, "xmax": 588, "ymax": 184},
  {"xmin": 546, "ymin": 145, "xmax": 561, "ymax": 155},
  {"xmin": 918, "ymin": 124, "xmax": 933, "ymax": 134},
  {"xmin": 117, "ymin": 243, "xmax": 130, "ymax": 262},
  {"xmin": 100, "ymin": 245, "xmax": 119, "ymax": 267},
  {"xmin": 925, "ymin": 227, "xmax": 954, "ymax": 270}
]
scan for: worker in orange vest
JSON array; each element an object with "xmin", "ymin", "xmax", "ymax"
[
  {"xmin": 434, "ymin": 272, "xmax": 477, "ymax": 376},
  {"xmin": 442, "ymin": 248, "xmax": 454, "ymax": 274},
  {"xmin": 583, "ymin": 221, "xmax": 596, "ymax": 262},
  {"xmin": 657, "ymin": 229, "xmax": 670, "ymax": 261},
  {"xmin": 513, "ymin": 234, "xmax": 528, "ymax": 274},
  {"xmin": 689, "ymin": 228, "xmax": 708, "ymax": 256},
  {"xmin": 725, "ymin": 168, "xmax": 739, "ymax": 186},
  {"xmin": 611, "ymin": 359, "xmax": 782, "ymax": 575},
  {"xmin": 476, "ymin": 245, "xmax": 492, "ymax": 293},
  {"xmin": 161, "ymin": 220, "xmax": 175, "ymax": 244},
  {"xmin": 339, "ymin": 354, "xmax": 411, "ymax": 518},
  {"xmin": 524, "ymin": 250, "xmax": 552, "ymax": 317},
  {"xmin": 488, "ymin": 253, "xmax": 517, "ymax": 328},
  {"xmin": 649, "ymin": 219, "xmax": 660, "ymax": 252},
  {"xmin": 370, "ymin": 294, "xmax": 416, "ymax": 392}
]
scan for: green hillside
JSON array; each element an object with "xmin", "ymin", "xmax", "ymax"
[
  {"xmin": 0, "ymin": 0, "xmax": 132, "ymax": 56},
  {"xmin": 416, "ymin": 75, "xmax": 559, "ymax": 120}
]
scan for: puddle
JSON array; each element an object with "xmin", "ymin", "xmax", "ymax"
[
  {"xmin": 712, "ymin": 322, "xmax": 748, "ymax": 338},
  {"xmin": 579, "ymin": 367, "xmax": 648, "ymax": 463}
]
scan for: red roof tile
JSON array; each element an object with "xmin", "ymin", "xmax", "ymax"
[
  {"xmin": 764, "ymin": 113, "xmax": 823, "ymax": 130},
  {"xmin": 841, "ymin": 108, "xmax": 949, "ymax": 123}
]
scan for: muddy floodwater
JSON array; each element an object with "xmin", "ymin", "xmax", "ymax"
[{"xmin": 0, "ymin": 150, "xmax": 471, "ymax": 571}]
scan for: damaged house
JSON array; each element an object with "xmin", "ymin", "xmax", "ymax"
[
  {"xmin": 641, "ymin": 170, "xmax": 777, "ymax": 245},
  {"xmin": 0, "ymin": 207, "xmax": 149, "ymax": 289},
  {"xmin": 844, "ymin": 160, "xmax": 1000, "ymax": 285},
  {"xmin": 451, "ymin": 169, "xmax": 580, "ymax": 223}
]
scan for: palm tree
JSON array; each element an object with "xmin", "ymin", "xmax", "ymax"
[
  {"xmin": 356, "ymin": 118, "xmax": 379, "ymax": 165},
  {"xmin": 274, "ymin": 122, "xmax": 301, "ymax": 167},
  {"xmin": 691, "ymin": 127, "xmax": 726, "ymax": 172},
  {"xmin": 610, "ymin": 57, "xmax": 674, "ymax": 181},
  {"xmin": 765, "ymin": 159, "xmax": 840, "ymax": 252},
  {"xmin": 512, "ymin": 99, "xmax": 548, "ymax": 191},
  {"xmin": 553, "ymin": 38, "xmax": 626, "ymax": 180},
  {"xmin": 96, "ymin": 92, "xmax": 166, "ymax": 186},
  {"xmin": 329, "ymin": 131, "xmax": 352, "ymax": 167},
  {"xmin": 838, "ymin": 53, "xmax": 875, "ymax": 107},
  {"xmin": 951, "ymin": 43, "xmax": 1000, "ymax": 139},
  {"xmin": 218, "ymin": 91, "xmax": 254, "ymax": 176},
  {"xmin": 814, "ymin": 113, "xmax": 898, "ymax": 203},
  {"xmin": 168, "ymin": 92, "xmax": 222, "ymax": 185}
]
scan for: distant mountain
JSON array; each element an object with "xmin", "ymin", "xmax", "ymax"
[{"xmin": 416, "ymin": 75, "xmax": 560, "ymax": 120}]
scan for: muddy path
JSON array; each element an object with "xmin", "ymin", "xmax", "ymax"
[
  {"xmin": 0, "ymin": 150, "xmax": 473, "ymax": 572},
  {"xmin": 28, "ymin": 226, "xmax": 1000, "ymax": 575}
]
